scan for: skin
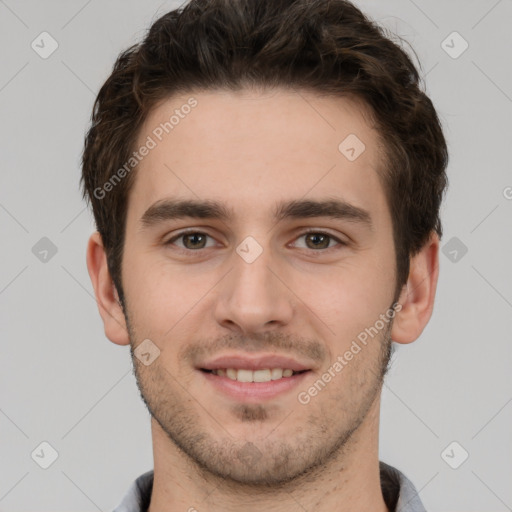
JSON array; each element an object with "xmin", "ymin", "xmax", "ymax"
[{"xmin": 87, "ymin": 88, "xmax": 439, "ymax": 512}]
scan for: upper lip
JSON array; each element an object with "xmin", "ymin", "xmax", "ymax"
[{"xmin": 198, "ymin": 353, "xmax": 313, "ymax": 372}]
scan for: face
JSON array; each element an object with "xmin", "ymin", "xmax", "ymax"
[{"xmin": 120, "ymin": 88, "xmax": 399, "ymax": 485}]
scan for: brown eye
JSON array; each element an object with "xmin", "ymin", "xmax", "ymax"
[
  {"xmin": 165, "ymin": 231, "xmax": 214, "ymax": 250},
  {"xmin": 181, "ymin": 233, "xmax": 207, "ymax": 249},
  {"xmin": 304, "ymin": 233, "xmax": 331, "ymax": 249},
  {"xmin": 293, "ymin": 231, "xmax": 345, "ymax": 251}
]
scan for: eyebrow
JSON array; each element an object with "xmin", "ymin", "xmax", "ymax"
[{"xmin": 139, "ymin": 197, "xmax": 373, "ymax": 231}]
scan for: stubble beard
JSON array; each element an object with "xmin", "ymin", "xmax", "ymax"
[{"xmin": 126, "ymin": 309, "xmax": 394, "ymax": 489}]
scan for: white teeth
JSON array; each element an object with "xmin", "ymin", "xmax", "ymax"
[
  {"xmin": 237, "ymin": 369, "xmax": 253, "ymax": 383},
  {"xmin": 253, "ymin": 369, "xmax": 271, "ymax": 382},
  {"xmin": 212, "ymin": 368, "xmax": 300, "ymax": 382},
  {"xmin": 226, "ymin": 368, "xmax": 237, "ymax": 380},
  {"xmin": 271, "ymin": 368, "xmax": 283, "ymax": 380}
]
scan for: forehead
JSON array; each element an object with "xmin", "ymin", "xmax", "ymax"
[{"xmin": 128, "ymin": 88, "xmax": 388, "ymax": 225}]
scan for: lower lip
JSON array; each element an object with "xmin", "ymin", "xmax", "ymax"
[{"xmin": 199, "ymin": 370, "xmax": 311, "ymax": 402}]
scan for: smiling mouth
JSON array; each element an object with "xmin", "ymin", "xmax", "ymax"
[{"xmin": 200, "ymin": 368, "xmax": 309, "ymax": 383}]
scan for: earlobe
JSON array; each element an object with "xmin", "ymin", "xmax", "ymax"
[
  {"xmin": 86, "ymin": 231, "xmax": 130, "ymax": 346},
  {"xmin": 391, "ymin": 232, "xmax": 440, "ymax": 345}
]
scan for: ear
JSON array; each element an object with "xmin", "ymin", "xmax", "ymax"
[
  {"xmin": 86, "ymin": 231, "xmax": 130, "ymax": 346},
  {"xmin": 391, "ymin": 231, "xmax": 440, "ymax": 344}
]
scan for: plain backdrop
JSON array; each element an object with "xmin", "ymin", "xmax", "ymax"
[{"xmin": 0, "ymin": 1, "xmax": 511, "ymax": 510}]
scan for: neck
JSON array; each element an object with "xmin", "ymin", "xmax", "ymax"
[{"xmin": 147, "ymin": 396, "xmax": 388, "ymax": 512}]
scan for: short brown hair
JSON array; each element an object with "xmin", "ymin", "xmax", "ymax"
[{"xmin": 81, "ymin": 0, "xmax": 448, "ymax": 306}]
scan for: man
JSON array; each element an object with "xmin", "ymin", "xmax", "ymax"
[{"xmin": 82, "ymin": 0, "xmax": 448, "ymax": 510}]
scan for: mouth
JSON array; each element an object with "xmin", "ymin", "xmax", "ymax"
[
  {"xmin": 196, "ymin": 354, "xmax": 314, "ymax": 402},
  {"xmin": 200, "ymin": 367, "xmax": 309, "ymax": 382}
]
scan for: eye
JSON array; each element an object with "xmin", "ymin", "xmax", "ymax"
[
  {"xmin": 165, "ymin": 231, "xmax": 216, "ymax": 250},
  {"xmin": 164, "ymin": 229, "xmax": 346, "ymax": 253},
  {"xmin": 292, "ymin": 230, "xmax": 346, "ymax": 251}
]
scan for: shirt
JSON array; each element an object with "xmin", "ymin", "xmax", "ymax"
[{"xmin": 112, "ymin": 460, "xmax": 426, "ymax": 512}]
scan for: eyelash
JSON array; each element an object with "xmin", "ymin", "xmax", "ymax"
[{"xmin": 164, "ymin": 229, "xmax": 347, "ymax": 253}]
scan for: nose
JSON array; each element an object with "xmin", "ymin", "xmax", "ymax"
[{"xmin": 213, "ymin": 244, "xmax": 294, "ymax": 335}]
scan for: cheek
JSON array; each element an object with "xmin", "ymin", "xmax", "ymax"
[
  {"xmin": 296, "ymin": 253, "xmax": 395, "ymax": 344},
  {"xmin": 122, "ymin": 251, "xmax": 172, "ymax": 332},
  {"xmin": 123, "ymin": 253, "xmax": 216, "ymax": 336}
]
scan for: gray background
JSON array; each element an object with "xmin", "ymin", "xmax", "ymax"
[{"xmin": 1, "ymin": 0, "xmax": 511, "ymax": 510}]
